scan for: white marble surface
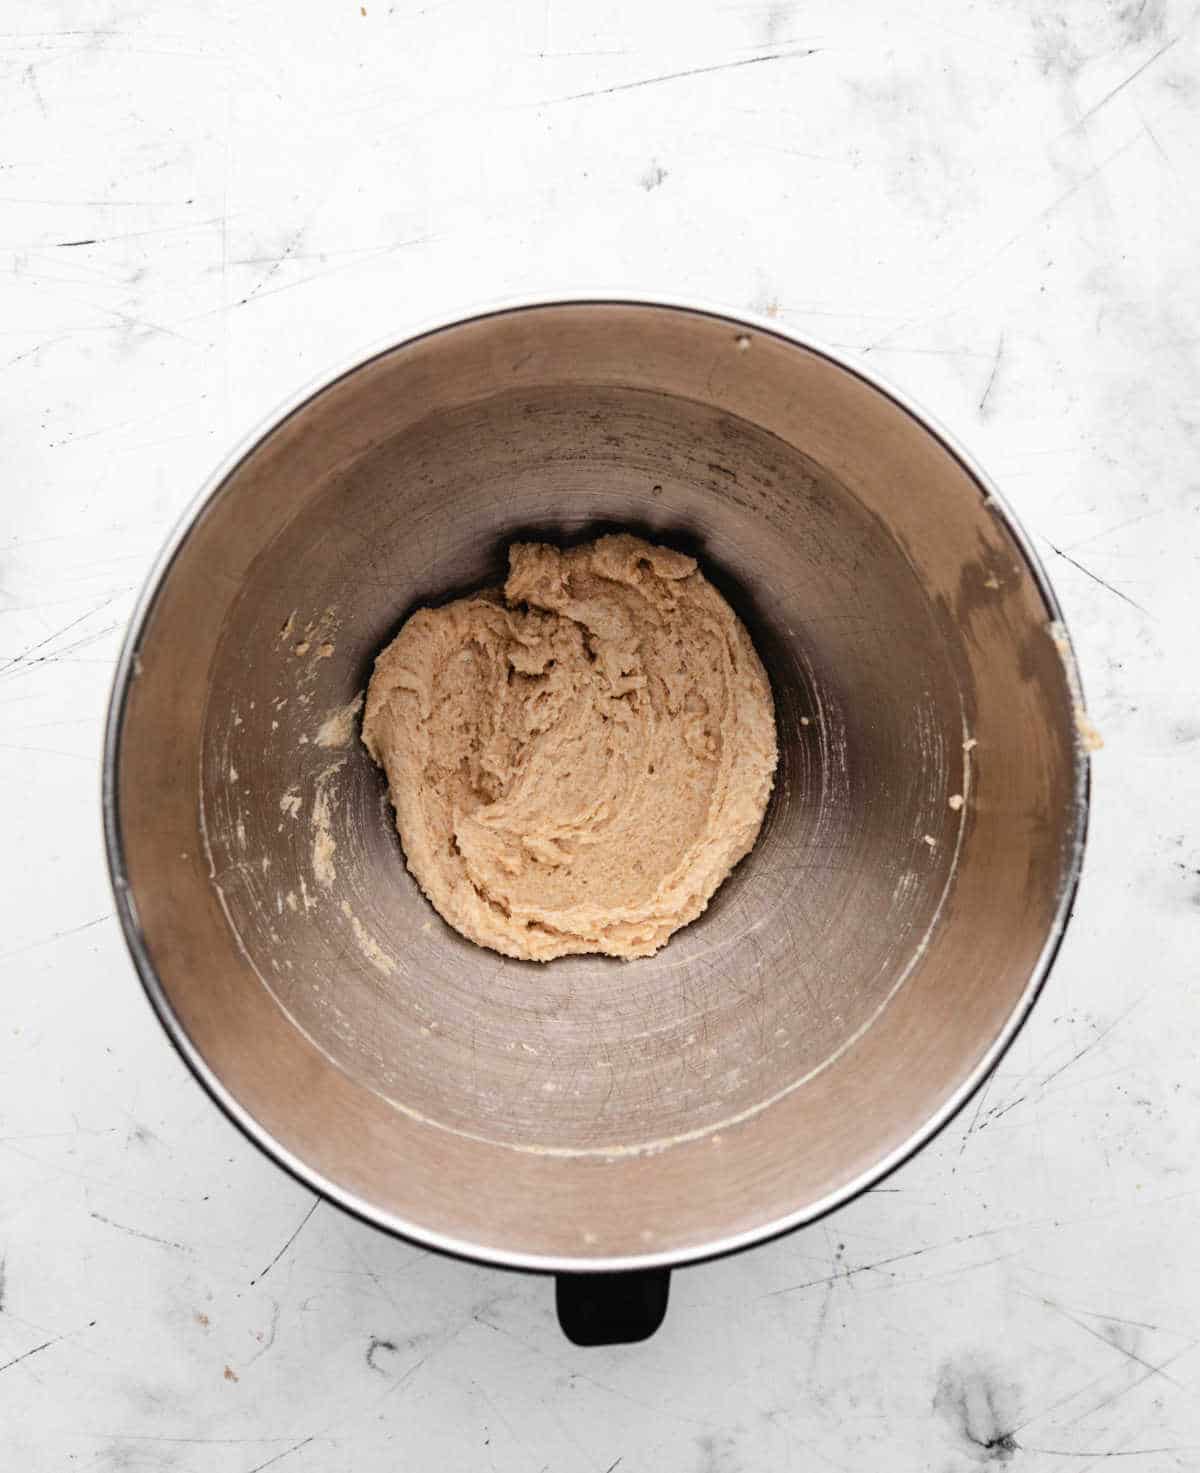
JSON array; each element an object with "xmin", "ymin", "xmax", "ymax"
[{"xmin": 3, "ymin": 1, "xmax": 1199, "ymax": 1467}]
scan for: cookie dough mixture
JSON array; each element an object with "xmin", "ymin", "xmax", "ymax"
[{"xmin": 362, "ymin": 534, "xmax": 777, "ymax": 961}]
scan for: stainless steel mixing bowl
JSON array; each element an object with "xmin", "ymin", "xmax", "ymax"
[{"xmin": 104, "ymin": 298, "xmax": 1088, "ymax": 1295}]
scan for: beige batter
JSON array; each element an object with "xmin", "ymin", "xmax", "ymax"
[{"xmin": 362, "ymin": 534, "xmax": 778, "ymax": 961}]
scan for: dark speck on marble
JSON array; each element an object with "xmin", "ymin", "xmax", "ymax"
[{"xmin": 933, "ymin": 1356, "xmax": 1022, "ymax": 1462}]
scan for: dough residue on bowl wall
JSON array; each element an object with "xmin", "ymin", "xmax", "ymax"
[
  {"xmin": 1049, "ymin": 620, "xmax": 1103, "ymax": 753},
  {"xmin": 311, "ymin": 761, "xmax": 344, "ymax": 888},
  {"xmin": 315, "ymin": 691, "xmax": 364, "ymax": 749}
]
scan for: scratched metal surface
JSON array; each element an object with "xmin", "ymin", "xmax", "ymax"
[
  {"xmin": 190, "ymin": 373, "xmax": 971, "ymax": 1157},
  {"xmin": 1, "ymin": 2, "xmax": 1198, "ymax": 1469}
]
